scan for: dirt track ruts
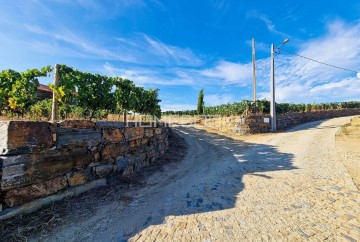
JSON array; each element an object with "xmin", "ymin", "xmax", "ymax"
[{"xmin": 42, "ymin": 116, "xmax": 360, "ymax": 241}]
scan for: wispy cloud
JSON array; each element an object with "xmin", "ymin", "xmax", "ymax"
[
  {"xmin": 48, "ymin": 0, "xmax": 146, "ymax": 18},
  {"xmin": 143, "ymin": 35, "xmax": 203, "ymax": 66},
  {"xmin": 103, "ymin": 62, "xmax": 195, "ymax": 86},
  {"xmin": 247, "ymin": 10, "xmax": 289, "ymax": 38}
]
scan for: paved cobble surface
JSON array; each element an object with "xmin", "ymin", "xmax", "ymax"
[{"xmin": 48, "ymin": 117, "xmax": 360, "ymax": 241}]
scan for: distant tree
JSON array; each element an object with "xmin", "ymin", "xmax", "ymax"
[{"xmin": 197, "ymin": 89, "xmax": 204, "ymax": 115}]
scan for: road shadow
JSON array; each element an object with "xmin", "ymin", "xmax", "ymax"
[
  {"xmin": 118, "ymin": 126, "xmax": 297, "ymax": 240},
  {"xmin": 0, "ymin": 127, "xmax": 297, "ymax": 241}
]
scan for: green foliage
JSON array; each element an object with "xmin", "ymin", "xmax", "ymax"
[
  {"xmin": 0, "ymin": 66, "xmax": 52, "ymax": 113},
  {"xmin": 113, "ymin": 77, "xmax": 135, "ymax": 112},
  {"xmin": 0, "ymin": 64, "xmax": 162, "ymax": 120},
  {"xmin": 197, "ymin": 89, "xmax": 204, "ymax": 115},
  {"xmin": 50, "ymin": 65, "xmax": 162, "ymax": 119},
  {"xmin": 29, "ymin": 99, "xmax": 52, "ymax": 120},
  {"xmin": 163, "ymin": 99, "xmax": 360, "ymax": 117}
]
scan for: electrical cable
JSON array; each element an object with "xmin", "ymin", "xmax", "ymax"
[{"xmin": 277, "ymin": 47, "xmax": 359, "ymax": 74}]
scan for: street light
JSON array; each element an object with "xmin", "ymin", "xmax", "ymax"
[{"xmin": 270, "ymin": 38, "xmax": 289, "ymax": 131}]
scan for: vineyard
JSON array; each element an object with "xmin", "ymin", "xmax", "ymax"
[
  {"xmin": 162, "ymin": 99, "xmax": 360, "ymax": 116},
  {"xmin": 0, "ymin": 65, "xmax": 161, "ymax": 120}
]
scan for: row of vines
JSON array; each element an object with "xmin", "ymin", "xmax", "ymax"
[
  {"xmin": 0, "ymin": 65, "xmax": 161, "ymax": 120},
  {"xmin": 162, "ymin": 99, "xmax": 360, "ymax": 116}
]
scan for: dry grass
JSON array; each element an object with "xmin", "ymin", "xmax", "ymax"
[{"xmin": 336, "ymin": 116, "xmax": 360, "ymax": 189}]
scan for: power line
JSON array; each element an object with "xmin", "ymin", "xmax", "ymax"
[{"xmin": 277, "ymin": 47, "xmax": 359, "ymax": 74}]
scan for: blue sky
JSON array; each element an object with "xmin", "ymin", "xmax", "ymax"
[{"xmin": 1, "ymin": 0, "xmax": 360, "ymax": 111}]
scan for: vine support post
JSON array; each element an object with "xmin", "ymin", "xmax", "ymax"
[{"xmin": 51, "ymin": 64, "xmax": 59, "ymax": 123}]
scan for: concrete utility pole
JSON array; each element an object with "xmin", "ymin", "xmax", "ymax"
[
  {"xmin": 270, "ymin": 44, "xmax": 276, "ymax": 131},
  {"xmin": 51, "ymin": 64, "xmax": 59, "ymax": 123},
  {"xmin": 270, "ymin": 38, "xmax": 289, "ymax": 132},
  {"xmin": 252, "ymin": 38, "xmax": 256, "ymax": 111}
]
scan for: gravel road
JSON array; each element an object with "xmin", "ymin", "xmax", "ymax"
[{"xmin": 47, "ymin": 117, "xmax": 360, "ymax": 241}]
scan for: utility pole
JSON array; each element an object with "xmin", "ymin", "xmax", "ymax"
[
  {"xmin": 270, "ymin": 44, "xmax": 276, "ymax": 131},
  {"xmin": 51, "ymin": 64, "xmax": 59, "ymax": 123},
  {"xmin": 252, "ymin": 38, "xmax": 257, "ymax": 112},
  {"xmin": 270, "ymin": 38, "xmax": 289, "ymax": 132}
]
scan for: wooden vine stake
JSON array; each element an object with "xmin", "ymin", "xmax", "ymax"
[{"xmin": 51, "ymin": 64, "xmax": 59, "ymax": 123}]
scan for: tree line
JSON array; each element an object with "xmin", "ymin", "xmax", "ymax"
[
  {"xmin": 162, "ymin": 99, "xmax": 360, "ymax": 116},
  {"xmin": 0, "ymin": 65, "xmax": 161, "ymax": 120}
]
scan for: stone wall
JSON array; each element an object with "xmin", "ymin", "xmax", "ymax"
[
  {"xmin": 277, "ymin": 109, "xmax": 360, "ymax": 130},
  {"xmin": 201, "ymin": 109, "xmax": 360, "ymax": 134},
  {"xmin": 0, "ymin": 120, "xmax": 169, "ymax": 213},
  {"xmin": 202, "ymin": 114, "xmax": 271, "ymax": 134}
]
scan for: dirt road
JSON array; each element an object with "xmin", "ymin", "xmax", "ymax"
[{"xmin": 43, "ymin": 117, "xmax": 359, "ymax": 241}]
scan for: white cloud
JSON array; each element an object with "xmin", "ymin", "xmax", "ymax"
[
  {"xmin": 161, "ymin": 103, "xmax": 196, "ymax": 112},
  {"xmin": 271, "ymin": 20, "xmax": 360, "ymax": 102},
  {"xmin": 201, "ymin": 61, "xmax": 252, "ymax": 84},
  {"xmin": 204, "ymin": 94, "xmax": 235, "ymax": 106}
]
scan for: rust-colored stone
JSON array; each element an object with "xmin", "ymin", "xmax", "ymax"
[
  {"xmin": 102, "ymin": 128, "xmax": 124, "ymax": 143},
  {"xmin": 141, "ymin": 138, "xmax": 149, "ymax": 145},
  {"xmin": 129, "ymin": 139, "xmax": 141, "ymax": 148},
  {"xmin": 0, "ymin": 121, "xmax": 54, "ymax": 155},
  {"xmin": 154, "ymin": 128, "xmax": 163, "ymax": 135},
  {"xmin": 101, "ymin": 143, "xmax": 127, "ymax": 160},
  {"xmin": 67, "ymin": 172, "xmax": 88, "ymax": 186},
  {"xmin": 124, "ymin": 127, "xmax": 144, "ymax": 141},
  {"xmin": 4, "ymin": 176, "xmax": 68, "ymax": 207}
]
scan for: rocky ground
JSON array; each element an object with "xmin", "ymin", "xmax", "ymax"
[{"xmin": 1, "ymin": 116, "xmax": 359, "ymax": 241}]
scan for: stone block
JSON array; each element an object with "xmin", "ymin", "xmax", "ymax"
[
  {"xmin": 155, "ymin": 128, "xmax": 163, "ymax": 135},
  {"xmin": 116, "ymin": 156, "xmax": 129, "ymax": 171},
  {"xmin": 1, "ymin": 148, "xmax": 93, "ymax": 190},
  {"xmin": 101, "ymin": 143, "xmax": 127, "ymax": 161},
  {"xmin": 102, "ymin": 128, "xmax": 124, "ymax": 143},
  {"xmin": 129, "ymin": 139, "xmax": 141, "ymax": 148},
  {"xmin": 58, "ymin": 120, "xmax": 95, "ymax": 129},
  {"xmin": 144, "ymin": 128, "xmax": 154, "ymax": 138},
  {"xmin": 124, "ymin": 127, "xmax": 144, "ymax": 141},
  {"xmin": 93, "ymin": 164, "xmax": 114, "ymax": 178},
  {"xmin": 95, "ymin": 121, "xmax": 125, "ymax": 129},
  {"xmin": 122, "ymin": 165, "xmax": 133, "ymax": 176},
  {"xmin": 3, "ymin": 176, "xmax": 68, "ymax": 207},
  {"xmin": 67, "ymin": 171, "xmax": 88, "ymax": 186},
  {"xmin": 0, "ymin": 121, "xmax": 54, "ymax": 155},
  {"xmin": 57, "ymin": 129, "xmax": 101, "ymax": 148},
  {"xmin": 141, "ymin": 138, "xmax": 149, "ymax": 145},
  {"xmin": 128, "ymin": 153, "xmax": 146, "ymax": 166}
]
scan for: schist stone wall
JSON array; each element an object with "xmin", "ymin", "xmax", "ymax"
[
  {"xmin": 276, "ymin": 109, "xmax": 360, "ymax": 130},
  {"xmin": 0, "ymin": 120, "xmax": 169, "ymax": 214},
  {"xmin": 202, "ymin": 114, "xmax": 271, "ymax": 135},
  {"xmin": 201, "ymin": 109, "xmax": 360, "ymax": 134}
]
